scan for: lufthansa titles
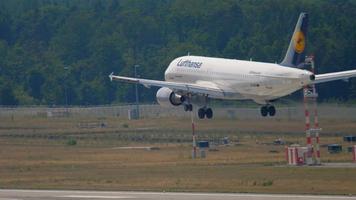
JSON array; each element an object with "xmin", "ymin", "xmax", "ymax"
[{"xmin": 177, "ymin": 59, "xmax": 202, "ymax": 68}]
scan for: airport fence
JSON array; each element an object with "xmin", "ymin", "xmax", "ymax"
[{"xmin": 0, "ymin": 104, "xmax": 355, "ymax": 121}]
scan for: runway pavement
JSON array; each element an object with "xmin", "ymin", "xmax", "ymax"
[{"xmin": 1, "ymin": 189, "xmax": 356, "ymax": 200}]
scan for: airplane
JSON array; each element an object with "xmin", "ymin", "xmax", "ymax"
[{"xmin": 109, "ymin": 12, "xmax": 356, "ymax": 119}]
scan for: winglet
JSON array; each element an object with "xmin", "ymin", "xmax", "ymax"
[{"xmin": 109, "ymin": 72, "xmax": 114, "ymax": 81}]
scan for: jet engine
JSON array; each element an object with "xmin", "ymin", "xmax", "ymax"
[{"xmin": 156, "ymin": 87, "xmax": 185, "ymax": 107}]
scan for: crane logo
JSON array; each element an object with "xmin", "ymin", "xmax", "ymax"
[{"xmin": 294, "ymin": 31, "xmax": 305, "ymax": 54}]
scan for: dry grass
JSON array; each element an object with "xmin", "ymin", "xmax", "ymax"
[{"xmin": 0, "ymin": 116, "xmax": 356, "ymax": 194}]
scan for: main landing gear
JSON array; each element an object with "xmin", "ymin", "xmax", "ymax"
[
  {"xmin": 198, "ymin": 107, "xmax": 213, "ymax": 119},
  {"xmin": 260, "ymin": 105, "xmax": 276, "ymax": 117},
  {"xmin": 183, "ymin": 104, "xmax": 213, "ymax": 119},
  {"xmin": 183, "ymin": 94, "xmax": 213, "ymax": 119}
]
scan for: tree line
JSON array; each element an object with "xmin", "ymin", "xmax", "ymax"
[{"xmin": 0, "ymin": 0, "xmax": 355, "ymax": 106}]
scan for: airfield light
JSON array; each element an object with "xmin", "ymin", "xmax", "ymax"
[
  {"xmin": 134, "ymin": 65, "xmax": 140, "ymax": 119},
  {"xmin": 64, "ymin": 66, "xmax": 69, "ymax": 107}
]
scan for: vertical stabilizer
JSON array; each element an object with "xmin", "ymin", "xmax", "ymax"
[{"xmin": 280, "ymin": 13, "xmax": 308, "ymax": 68}]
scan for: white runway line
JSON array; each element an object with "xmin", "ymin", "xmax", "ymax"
[
  {"xmin": 58, "ymin": 195, "xmax": 135, "ymax": 199},
  {"xmin": 1, "ymin": 189, "xmax": 356, "ymax": 200},
  {"xmin": 96, "ymin": 191, "xmax": 356, "ymax": 199},
  {"xmin": 0, "ymin": 198, "xmax": 23, "ymax": 200},
  {"xmin": 149, "ymin": 192, "xmax": 356, "ymax": 199}
]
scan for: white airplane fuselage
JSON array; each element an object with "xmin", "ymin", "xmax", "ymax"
[
  {"xmin": 164, "ymin": 55, "xmax": 314, "ymax": 104},
  {"xmin": 110, "ymin": 13, "xmax": 356, "ymax": 119}
]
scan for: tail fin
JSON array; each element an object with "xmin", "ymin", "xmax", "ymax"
[{"xmin": 280, "ymin": 12, "xmax": 308, "ymax": 68}]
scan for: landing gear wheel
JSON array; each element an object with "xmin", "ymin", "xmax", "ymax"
[
  {"xmin": 198, "ymin": 108, "xmax": 205, "ymax": 119},
  {"xmin": 261, "ymin": 106, "xmax": 268, "ymax": 117},
  {"xmin": 268, "ymin": 105, "xmax": 276, "ymax": 116},
  {"xmin": 197, "ymin": 107, "xmax": 213, "ymax": 119},
  {"xmin": 205, "ymin": 108, "xmax": 213, "ymax": 119}
]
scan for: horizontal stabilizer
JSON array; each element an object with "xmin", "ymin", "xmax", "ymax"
[{"xmin": 314, "ymin": 69, "xmax": 356, "ymax": 84}]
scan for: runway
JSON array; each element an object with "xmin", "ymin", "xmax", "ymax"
[{"xmin": 1, "ymin": 190, "xmax": 356, "ymax": 200}]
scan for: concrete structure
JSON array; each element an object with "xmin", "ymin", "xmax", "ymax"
[
  {"xmin": 286, "ymin": 146, "xmax": 308, "ymax": 165},
  {"xmin": 286, "ymin": 146, "xmax": 298, "ymax": 165}
]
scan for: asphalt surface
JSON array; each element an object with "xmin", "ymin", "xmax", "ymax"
[{"xmin": 1, "ymin": 190, "xmax": 356, "ymax": 200}]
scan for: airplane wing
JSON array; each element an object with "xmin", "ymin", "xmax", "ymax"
[
  {"xmin": 314, "ymin": 69, "xmax": 356, "ymax": 84},
  {"xmin": 109, "ymin": 73, "xmax": 225, "ymax": 97}
]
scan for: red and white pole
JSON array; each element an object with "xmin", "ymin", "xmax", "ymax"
[
  {"xmin": 313, "ymin": 89, "xmax": 321, "ymax": 165},
  {"xmin": 310, "ymin": 57, "xmax": 321, "ymax": 165},
  {"xmin": 303, "ymin": 88, "xmax": 311, "ymax": 132},
  {"xmin": 191, "ymin": 111, "xmax": 197, "ymax": 159},
  {"xmin": 188, "ymin": 93, "xmax": 196, "ymax": 159},
  {"xmin": 303, "ymin": 86, "xmax": 313, "ymax": 165}
]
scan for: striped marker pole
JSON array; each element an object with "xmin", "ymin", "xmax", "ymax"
[
  {"xmin": 312, "ymin": 85, "xmax": 321, "ymax": 165},
  {"xmin": 189, "ymin": 94, "xmax": 197, "ymax": 159},
  {"xmin": 191, "ymin": 112, "xmax": 197, "ymax": 159},
  {"xmin": 303, "ymin": 86, "xmax": 313, "ymax": 165},
  {"xmin": 315, "ymin": 132, "xmax": 320, "ymax": 164},
  {"xmin": 303, "ymin": 87, "xmax": 311, "ymax": 132},
  {"xmin": 353, "ymin": 145, "xmax": 356, "ymax": 163},
  {"xmin": 310, "ymin": 57, "xmax": 321, "ymax": 165},
  {"xmin": 312, "ymin": 86, "xmax": 319, "ymax": 129}
]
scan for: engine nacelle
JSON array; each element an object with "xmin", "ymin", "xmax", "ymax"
[{"xmin": 156, "ymin": 87, "xmax": 185, "ymax": 107}]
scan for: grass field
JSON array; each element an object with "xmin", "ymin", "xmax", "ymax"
[{"xmin": 0, "ymin": 115, "xmax": 356, "ymax": 195}]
